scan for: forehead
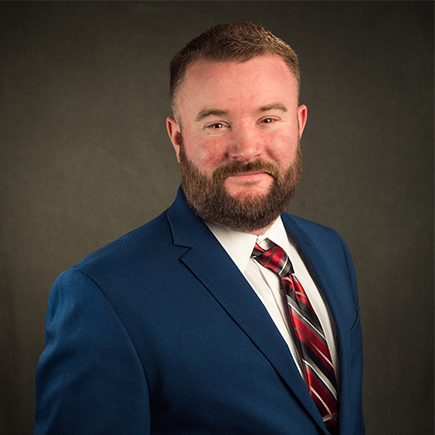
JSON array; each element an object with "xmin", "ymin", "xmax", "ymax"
[{"xmin": 178, "ymin": 55, "xmax": 298, "ymax": 114}]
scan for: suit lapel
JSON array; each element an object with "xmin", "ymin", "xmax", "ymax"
[
  {"xmin": 282, "ymin": 216, "xmax": 346, "ymax": 338},
  {"xmin": 282, "ymin": 214, "xmax": 356, "ymax": 358},
  {"xmin": 167, "ymin": 189, "xmax": 328, "ymax": 432},
  {"xmin": 282, "ymin": 213, "xmax": 358, "ymax": 435}
]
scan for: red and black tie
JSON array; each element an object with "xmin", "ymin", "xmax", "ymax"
[{"xmin": 252, "ymin": 243, "xmax": 338, "ymax": 435}]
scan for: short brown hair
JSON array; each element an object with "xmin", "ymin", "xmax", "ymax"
[{"xmin": 169, "ymin": 22, "xmax": 300, "ymax": 118}]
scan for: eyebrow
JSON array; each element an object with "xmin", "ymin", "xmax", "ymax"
[
  {"xmin": 195, "ymin": 109, "xmax": 229, "ymax": 122},
  {"xmin": 260, "ymin": 103, "xmax": 288, "ymax": 113},
  {"xmin": 195, "ymin": 103, "xmax": 288, "ymax": 122}
]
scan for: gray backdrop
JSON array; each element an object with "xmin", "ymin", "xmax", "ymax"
[{"xmin": 1, "ymin": 2, "xmax": 433, "ymax": 434}]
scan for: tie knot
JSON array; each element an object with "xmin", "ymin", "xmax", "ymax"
[{"xmin": 252, "ymin": 243, "xmax": 294, "ymax": 278}]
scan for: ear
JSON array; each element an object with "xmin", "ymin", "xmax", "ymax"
[
  {"xmin": 297, "ymin": 104, "xmax": 308, "ymax": 138},
  {"xmin": 166, "ymin": 116, "xmax": 182, "ymax": 162}
]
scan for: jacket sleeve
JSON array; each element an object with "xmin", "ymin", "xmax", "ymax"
[{"xmin": 34, "ymin": 268, "xmax": 150, "ymax": 435}]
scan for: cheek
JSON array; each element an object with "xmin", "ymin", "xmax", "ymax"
[
  {"xmin": 184, "ymin": 136, "xmax": 228, "ymax": 171},
  {"xmin": 265, "ymin": 132, "xmax": 299, "ymax": 165}
]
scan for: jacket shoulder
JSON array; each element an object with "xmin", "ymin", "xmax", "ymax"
[
  {"xmin": 282, "ymin": 213, "xmax": 358, "ymax": 303},
  {"xmin": 70, "ymin": 209, "xmax": 175, "ymax": 278},
  {"xmin": 282, "ymin": 212, "xmax": 344, "ymax": 243}
]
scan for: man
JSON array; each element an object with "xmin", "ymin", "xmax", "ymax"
[{"xmin": 34, "ymin": 22, "xmax": 364, "ymax": 435}]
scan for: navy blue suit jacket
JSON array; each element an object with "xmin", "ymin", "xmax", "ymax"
[{"xmin": 34, "ymin": 187, "xmax": 364, "ymax": 434}]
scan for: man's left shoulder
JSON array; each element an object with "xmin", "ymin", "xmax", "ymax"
[
  {"xmin": 282, "ymin": 212, "xmax": 359, "ymax": 301},
  {"xmin": 281, "ymin": 212, "xmax": 345, "ymax": 246}
]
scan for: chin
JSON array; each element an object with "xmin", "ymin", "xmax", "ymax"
[{"xmin": 225, "ymin": 183, "xmax": 274, "ymax": 199}]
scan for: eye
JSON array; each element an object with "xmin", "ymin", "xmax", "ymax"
[
  {"xmin": 205, "ymin": 121, "xmax": 230, "ymax": 130},
  {"xmin": 260, "ymin": 117, "xmax": 277, "ymax": 124}
]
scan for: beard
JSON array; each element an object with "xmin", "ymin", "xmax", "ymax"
[{"xmin": 178, "ymin": 138, "xmax": 302, "ymax": 233}]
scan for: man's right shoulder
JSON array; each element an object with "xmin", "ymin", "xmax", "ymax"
[{"xmin": 68, "ymin": 209, "xmax": 175, "ymax": 279}]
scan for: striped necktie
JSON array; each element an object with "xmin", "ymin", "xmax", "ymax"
[{"xmin": 252, "ymin": 242, "xmax": 338, "ymax": 435}]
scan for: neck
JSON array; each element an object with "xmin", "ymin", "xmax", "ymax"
[
  {"xmin": 242, "ymin": 223, "xmax": 273, "ymax": 236},
  {"xmin": 228, "ymin": 217, "xmax": 278, "ymax": 236}
]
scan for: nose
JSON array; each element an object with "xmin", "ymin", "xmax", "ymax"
[{"xmin": 227, "ymin": 125, "xmax": 262, "ymax": 162}]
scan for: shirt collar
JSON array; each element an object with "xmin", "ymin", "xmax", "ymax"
[{"xmin": 206, "ymin": 216, "xmax": 291, "ymax": 273}]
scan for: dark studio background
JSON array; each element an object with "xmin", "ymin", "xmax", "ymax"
[{"xmin": 0, "ymin": 2, "xmax": 433, "ymax": 434}]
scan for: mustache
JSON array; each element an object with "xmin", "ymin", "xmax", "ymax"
[{"xmin": 213, "ymin": 159, "xmax": 280, "ymax": 182}]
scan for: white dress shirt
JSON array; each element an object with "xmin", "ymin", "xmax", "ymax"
[{"xmin": 206, "ymin": 217, "xmax": 339, "ymax": 379}]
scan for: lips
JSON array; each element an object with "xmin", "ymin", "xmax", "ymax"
[
  {"xmin": 227, "ymin": 170, "xmax": 269, "ymax": 179},
  {"xmin": 224, "ymin": 171, "xmax": 275, "ymax": 187},
  {"xmin": 213, "ymin": 160, "xmax": 279, "ymax": 182},
  {"xmin": 230, "ymin": 170, "xmax": 266, "ymax": 176}
]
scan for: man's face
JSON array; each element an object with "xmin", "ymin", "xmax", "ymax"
[{"xmin": 167, "ymin": 55, "xmax": 308, "ymax": 234}]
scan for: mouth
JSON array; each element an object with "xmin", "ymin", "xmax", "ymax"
[
  {"xmin": 213, "ymin": 160, "xmax": 279, "ymax": 183},
  {"xmin": 225, "ymin": 171, "xmax": 273, "ymax": 184},
  {"xmin": 227, "ymin": 170, "xmax": 266, "ymax": 177}
]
